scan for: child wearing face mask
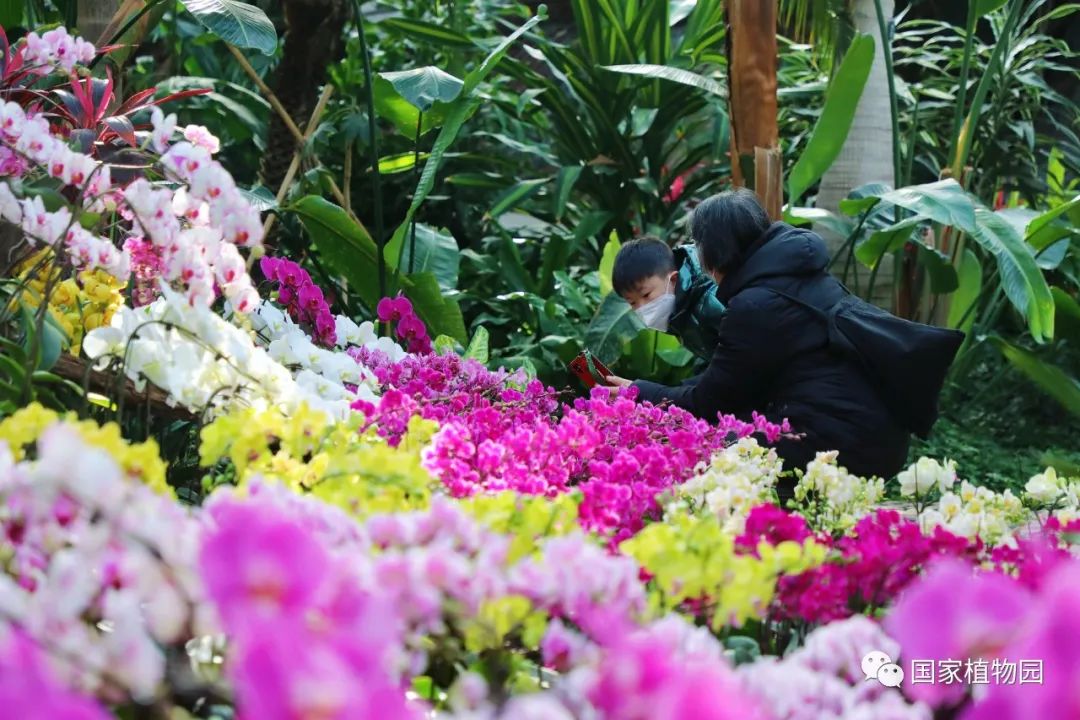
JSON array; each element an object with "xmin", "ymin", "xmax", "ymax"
[{"xmin": 611, "ymin": 236, "xmax": 727, "ymax": 364}]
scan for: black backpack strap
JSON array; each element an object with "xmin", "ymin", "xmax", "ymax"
[{"xmin": 766, "ymin": 286, "xmax": 836, "ymax": 322}]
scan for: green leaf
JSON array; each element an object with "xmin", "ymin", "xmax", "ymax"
[
  {"xmin": 599, "ymin": 235, "xmax": 621, "ymax": 297},
  {"xmin": 18, "ymin": 305, "xmax": 65, "ymax": 372},
  {"xmin": 465, "ymin": 326, "xmax": 490, "ymax": 364},
  {"xmin": 787, "ymin": 33, "xmax": 875, "ymax": 204},
  {"xmin": 947, "ymin": 248, "xmax": 982, "ymax": 332},
  {"xmin": 0, "ymin": 0, "xmax": 24, "ymax": 28},
  {"xmin": 629, "ymin": 330, "xmax": 693, "ymax": 375},
  {"xmin": 378, "ymin": 151, "xmax": 428, "ymax": 174},
  {"xmin": 461, "ymin": 13, "xmax": 544, "ymax": 97},
  {"xmin": 379, "ymin": 67, "xmax": 464, "ymax": 113},
  {"xmin": 380, "ymin": 17, "xmax": 474, "ymax": 47},
  {"xmin": 989, "ymin": 337, "xmax": 1080, "ymax": 417},
  {"xmin": 1052, "ymin": 287, "xmax": 1080, "ymax": 346},
  {"xmin": 968, "ymin": 205, "xmax": 1055, "ymax": 343},
  {"xmin": 916, "ymin": 244, "xmax": 959, "ymax": 294},
  {"xmin": 234, "ymin": 185, "xmax": 274, "ymax": 213},
  {"xmin": 598, "ymin": 64, "xmax": 727, "ymax": 97},
  {"xmin": 396, "ymin": 223, "xmax": 459, "ymax": 290},
  {"xmin": 837, "ymin": 182, "xmax": 893, "ymax": 216},
  {"xmin": 1025, "ymin": 194, "xmax": 1080, "ymax": 250},
  {"xmin": 553, "ymin": 166, "xmax": 583, "ymax": 220},
  {"xmin": 386, "ymin": 12, "xmax": 543, "ymax": 268},
  {"xmin": 855, "ymin": 216, "xmax": 923, "ymax": 267},
  {"xmin": 586, "ymin": 293, "xmax": 644, "ymax": 365},
  {"xmin": 974, "ymin": 0, "xmax": 1009, "ymax": 15},
  {"xmin": 433, "ymin": 335, "xmax": 460, "ymax": 355},
  {"xmin": 288, "ymin": 195, "xmax": 380, "ymax": 309},
  {"xmin": 876, "ymin": 180, "xmax": 977, "ymax": 232},
  {"xmin": 181, "ymin": 0, "xmax": 277, "ymax": 55},
  {"xmin": 488, "ymin": 178, "xmax": 549, "ymax": 219},
  {"xmin": 670, "ymin": 0, "xmax": 698, "ymax": 25}
]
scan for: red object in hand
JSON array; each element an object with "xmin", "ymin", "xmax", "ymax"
[{"xmin": 569, "ymin": 352, "xmax": 614, "ymax": 388}]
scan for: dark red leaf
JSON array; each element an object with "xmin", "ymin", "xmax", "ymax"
[
  {"xmin": 102, "ymin": 115, "xmax": 137, "ymax": 147},
  {"xmin": 114, "ymin": 87, "xmax": 157, "ymax": 115}
]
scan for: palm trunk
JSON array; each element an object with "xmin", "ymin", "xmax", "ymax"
[
  {"xmin": 726, "ymin": 0, "xmax": 783, "ymax": 220},
  {"xmin": 77, "ymin": 0, "xmax": 117, "ymax": 46},
  {"xmin": 816, "ymin": 0, "xmax": 896, "ymax": 308}
]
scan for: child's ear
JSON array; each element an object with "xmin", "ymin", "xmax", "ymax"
[{"xmin": 668, "ymin": 270, "xmax": 678, "ymax": 285}]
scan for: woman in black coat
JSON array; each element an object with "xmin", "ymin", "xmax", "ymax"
[{"xmin": 607, "ymin": 189, "xmax": 910, "ymax": 483}]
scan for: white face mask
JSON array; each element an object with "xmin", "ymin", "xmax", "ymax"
[{"xmin": 635, "ymin": 283, "xmax": 676, "ymax": 332}]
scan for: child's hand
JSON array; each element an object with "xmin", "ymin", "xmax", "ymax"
[{"xmin": 605, "ymin": 376, "xmax": 632, "ymax": 388}]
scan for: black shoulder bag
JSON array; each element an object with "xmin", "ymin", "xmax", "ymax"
[{"xmin": 770, "ymin": 287, "xmax": 965, "ymax": 438}]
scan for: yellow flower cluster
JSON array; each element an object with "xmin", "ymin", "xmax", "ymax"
[
  {"xmin": 15, "ymin": 249, "xmax": 125, "ymax": 355},
  {"xmin": 620, "ymin": 513, "xmax": 826, "ymax": 629},
  {"xmin": 199, "ymin": 404, "xmax": 438, "ymax": 516},
  {"xmin": 0, "ymin": 403, "xmax": 170, "ymax": 496},
  {"xmin": 461, "ymin": 491, "xmax": 580, "ymax": 563}
]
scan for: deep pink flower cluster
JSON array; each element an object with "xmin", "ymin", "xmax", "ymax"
[
  {"xmin": 426, "ymin": 388, "xmax": 789, "ymax": 544},
  {"xmin": 349, "ymin": 347, "xmax": 790, "ymax": 543},
  {"xmin": 259, "ymin": 256, "xmax": 336, "ymax": 346},
  {"xmin": 348, "ymin": 350, "xmax": 558, "ymax": 445},
  {"xmin": 199, "ymin": 493, "xmax": 415, "ymax": 720},
  {"xmin": 377, "ymin": 296, "xmax": 432, "ymax": 354},
  {"xmin": 989, "ymin": 516, "xmax": 1080, "ymax": 591},
  {"xmin": 735, "ymin": 503, "xmax": 816, "ymax": 554},
  {"xmin": 122, "ymin": 236, "xmax": 165, "ymax": 306},
  {"xmin": 771, "ymin": 509, "xmax": 979, "ymax": 624}
]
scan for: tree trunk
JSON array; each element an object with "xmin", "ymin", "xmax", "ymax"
[
  {"xmin": 259, "ymin": 0, "xmax": 349, "ymax": 192},
  {"xmin": 726, "ymin": 0, "xmax": 783, "ymax": 220},
  {"xmin": 77, "ymin": 0, "xmax": 116, "ymax": 46},
  {"xmin": 816, "ymin": 0, "xmax": 895, "ymax": 308}
]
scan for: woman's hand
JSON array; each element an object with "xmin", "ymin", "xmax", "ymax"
[{"xmin": 605, "ymin": 375, "xmax": 632, "ymax": 388}]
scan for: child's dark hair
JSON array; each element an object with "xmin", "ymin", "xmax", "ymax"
[{"xmin": 612, "ymin": 236, "xmax": 675, "ymax": 296}]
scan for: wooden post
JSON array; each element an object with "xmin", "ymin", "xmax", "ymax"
[{"xmin": 726, "ymin": 0, "xmax": 783, "ymax": 220}]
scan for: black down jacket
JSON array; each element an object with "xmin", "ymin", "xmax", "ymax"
[{"xmin": 634, "ymin": 222, "xmax": 910, "ymax": 479}]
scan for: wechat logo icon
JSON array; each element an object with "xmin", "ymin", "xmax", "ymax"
[{"xmin": 862, "ymin": 650, "xmax": 905, "ymax": 688}]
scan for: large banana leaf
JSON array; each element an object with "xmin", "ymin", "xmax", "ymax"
[
  {"xmin": 183, "ymin": 0, "xmax": 277, "ymax": 54},
  {"xmin": 599, "ymin": 236, "xmax": 621, "ymax": 297},
  {"xmin": 990, "ymin": 337, "xmax": 1080, "ymax": 417},
  {"xmin": 586, "ymin": 293, "xmax": 644, "ymax": 365},
  {"xmin": 396, "ymin": 224, "xmax": 460, "ymax": 291},
  {"xmin": 1052, "ymin": 287, "xmax": 1080, "ymax": 345},
  {"xmin": 947, "ymin": 248, "xmax": 983, "ymax": 333},
  {"xmin": 854, "ymin": 216, "xmax": 923, "ymax": 267},
  {"xmin": 873, "ymin": 180, "xmax": 977, "ymax": 232},
  {"xmin": 969, "ymin": 205, "xmax": 1055, "ymax": 343},
  {"xmin": 787, "ymin": 33, "xmax": 875, "ymax": 204}
]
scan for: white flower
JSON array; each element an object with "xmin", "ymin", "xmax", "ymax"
[
  {"xmin": 897, "ymin": 457, "xmax": 956, "ymax": 498},
  {"xmin": 150, "ymin": 106, "xmax": 177, "ymax": 153},
  {"xmin": 1025, "ymin": 467, "xmax": 1063, "ymax": 504}
]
